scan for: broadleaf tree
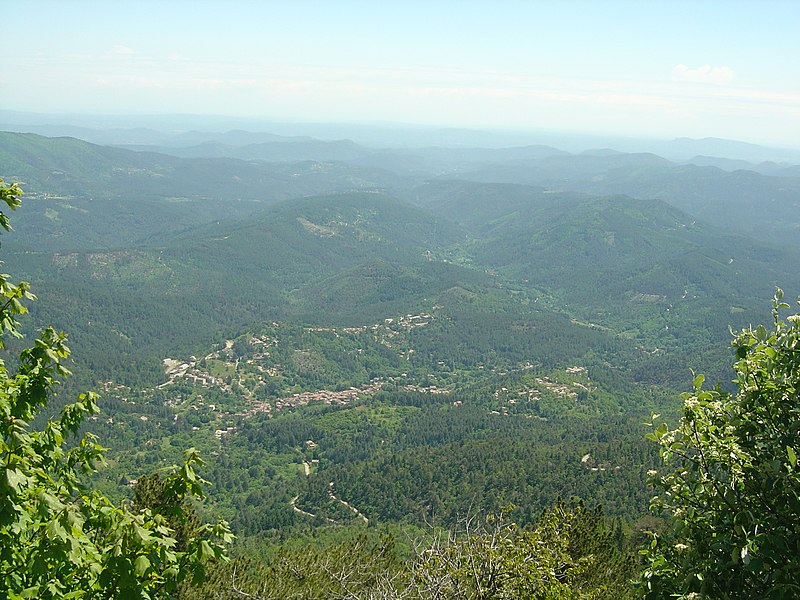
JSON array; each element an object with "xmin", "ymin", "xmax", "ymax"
[
  {"xmin": 640, "ymin": 289, "xmax": 800, "ymax": 598},
  {"xmin": 0, "ymin": 178, "xmax": 233, "ymax": 599}
]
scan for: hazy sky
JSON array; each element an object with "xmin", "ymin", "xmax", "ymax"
[{"xmin": 2, "ymin": 0, "xmax": 799, "ymax": 146}]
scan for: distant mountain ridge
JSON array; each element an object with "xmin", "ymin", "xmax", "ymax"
[
  {"xmin": 3, "ymin": 110, "xmax": 799, "ymax": 161},
  {"xmin": 453, "ymin": 155, "xmax": 800, "ymax": 247},
  {"xmin": 0, "ymin": 131, "xmax": 410, "ymax": 250},
  {"xmin": 2, "ymin": 129, "xmax": 797, "ymax": 390},
  {"xmin": 118, "ymin": 138, "xmax": 371, "ymax": 162}
]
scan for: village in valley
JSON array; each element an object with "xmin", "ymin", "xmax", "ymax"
[
  {"xmin": 98, "ymin": 305, "xmax": 600, "ymax": 454},
  {"xmin": 99, "ymin": 311, "xmax": 445, "ymax": 435}
]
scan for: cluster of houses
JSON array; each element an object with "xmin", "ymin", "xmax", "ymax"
[
  {"xmin": 372, "ymin": 313, "xmax": 434, "ymax": 349},
  {"xmin": 487, "ymin": 367, "xmax": 593, "ymax": 415},
  {"xmin": 272, "ymin": 380, "xmax": 384, "ymax": 411},
  {"xmin": 103, "ymin": 315, "xmax": 452, "ymax": 438},
  {"xmin": 159, "ymin": 356, "xmax": 231, "ymax": 393}
]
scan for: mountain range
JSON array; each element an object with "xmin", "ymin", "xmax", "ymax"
[{"xmin": 1, "ymin": 125, "xmax": 798, "ymax": 541}]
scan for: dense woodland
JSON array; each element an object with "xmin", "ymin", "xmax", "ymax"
[{"xmin": 2, "ymin": 129, "xmax": 799, "ymax": 598}]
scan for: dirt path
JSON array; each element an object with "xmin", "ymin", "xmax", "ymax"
[
  {"xmin": 328, "ymin": 482, "xmax": 368, "ymax": 524},
  {"xmin": 291, "ymin": 458, "xmax": 366, "ymax": 524},
  {"xmin": 289, "ymin": 495, "xmax": 316, "ymax": 518},
  {"xmin": 290, "ymin": 495, "xmax": 335, "ymax": 523}
]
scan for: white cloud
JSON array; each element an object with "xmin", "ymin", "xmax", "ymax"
[
  {"xmin": 672, "ymin": 64, "xmax": 736, "ymax": 85},
  {"xmin": 110, "ymin": 45, "xmax": 137, "ymax": 56}
]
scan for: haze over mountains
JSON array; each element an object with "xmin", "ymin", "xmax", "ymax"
[
  {"xmin": 1, "ymin": 115, "xmax": 798, "ymax": 547},
  {"xmin": 2, "ymin": 119, "xmax": 797, "ymax": 389},
  {"xmin": 3, "ymin": 113, "xmax": 799, "ymax": 248},
  {"xmin": 4, "ymin": 109, "xmax": 800, "ymax": 160}
]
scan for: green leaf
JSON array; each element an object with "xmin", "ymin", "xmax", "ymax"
[
  {"xmin": 5, "ymin": 467, "xmax": 26, "ymax": 492},
  {"xmin": 41, "ymin": 491, "xmax": 65, "ymax": 510},
  {"xmin": 133, "ymin": 523, "xmax": 152, "ymax": 542},
  {"xmin": 46, "ymin": 519, "xmax": 68, "ymax": 542},
  {"xmin": 788, "ymin": 446, "xmax": 797, "ymax": 468},
  {"xmin": 693, "ymin": 373, "xmax": 705, "ymax": 389},
  {"xmin": 199, "ymin": 540, "xmax": 215, "ymax": 561},
  {"xmin": 134, "ymin": 555, "xmax": 151, "ymax": 577}
]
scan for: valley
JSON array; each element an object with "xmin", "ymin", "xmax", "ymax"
[{"xmin": 2, "ymin": 124, "xmax": 798, "ymax": 598}]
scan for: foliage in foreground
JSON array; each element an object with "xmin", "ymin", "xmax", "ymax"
[
  {"xmin": 641, "ymin": 290, "xmax": 800, "ymax": 598},
  {"xmin": 186, "ymin": 502, "xmax": 635, "ymax": 599},
  {"xmin": 0, "ymin": 178, "xmax": 232, "ymax": 599}
]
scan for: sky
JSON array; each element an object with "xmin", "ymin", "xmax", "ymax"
[{"xmin": 2, "ymin": 0, "xmax": 799, "ymax": 146}]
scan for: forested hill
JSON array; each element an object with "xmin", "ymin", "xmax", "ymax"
[
  {"xmin": 449, "ymin": 153, "xmax": 800, "ymax": 247},
  {"xmin": 3, "ymin": 128, "xmax": 800, "ymax": 597},
  {"xmin": 0, "ymin": 131, "xmax": 410, "ymax": 250},
  {"xmin": 414, "ymin": 179, "xmax": 795, "ymax": 315},
  {"xmin": 0, "ymin": 134, "xmax": 800, "ymax": 510}
]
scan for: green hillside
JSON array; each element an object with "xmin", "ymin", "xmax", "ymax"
[
  {"xmin": 0, "ymin": 132, "xmax": 407, "ymax": 250},
  {"xmin": 414, "ymin": 180, "xmax": 799, "ymax": 386},
  {"xmin": 9, "ymin": 191, "xmax": 465, "ymax": 384},
  {"xmin": 455, "ymin": 153, "xmax": 800, "ymax": 247},
  {"xmin": 3, "ymin": 132, "xmax": 799, "ymax": 597}
]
